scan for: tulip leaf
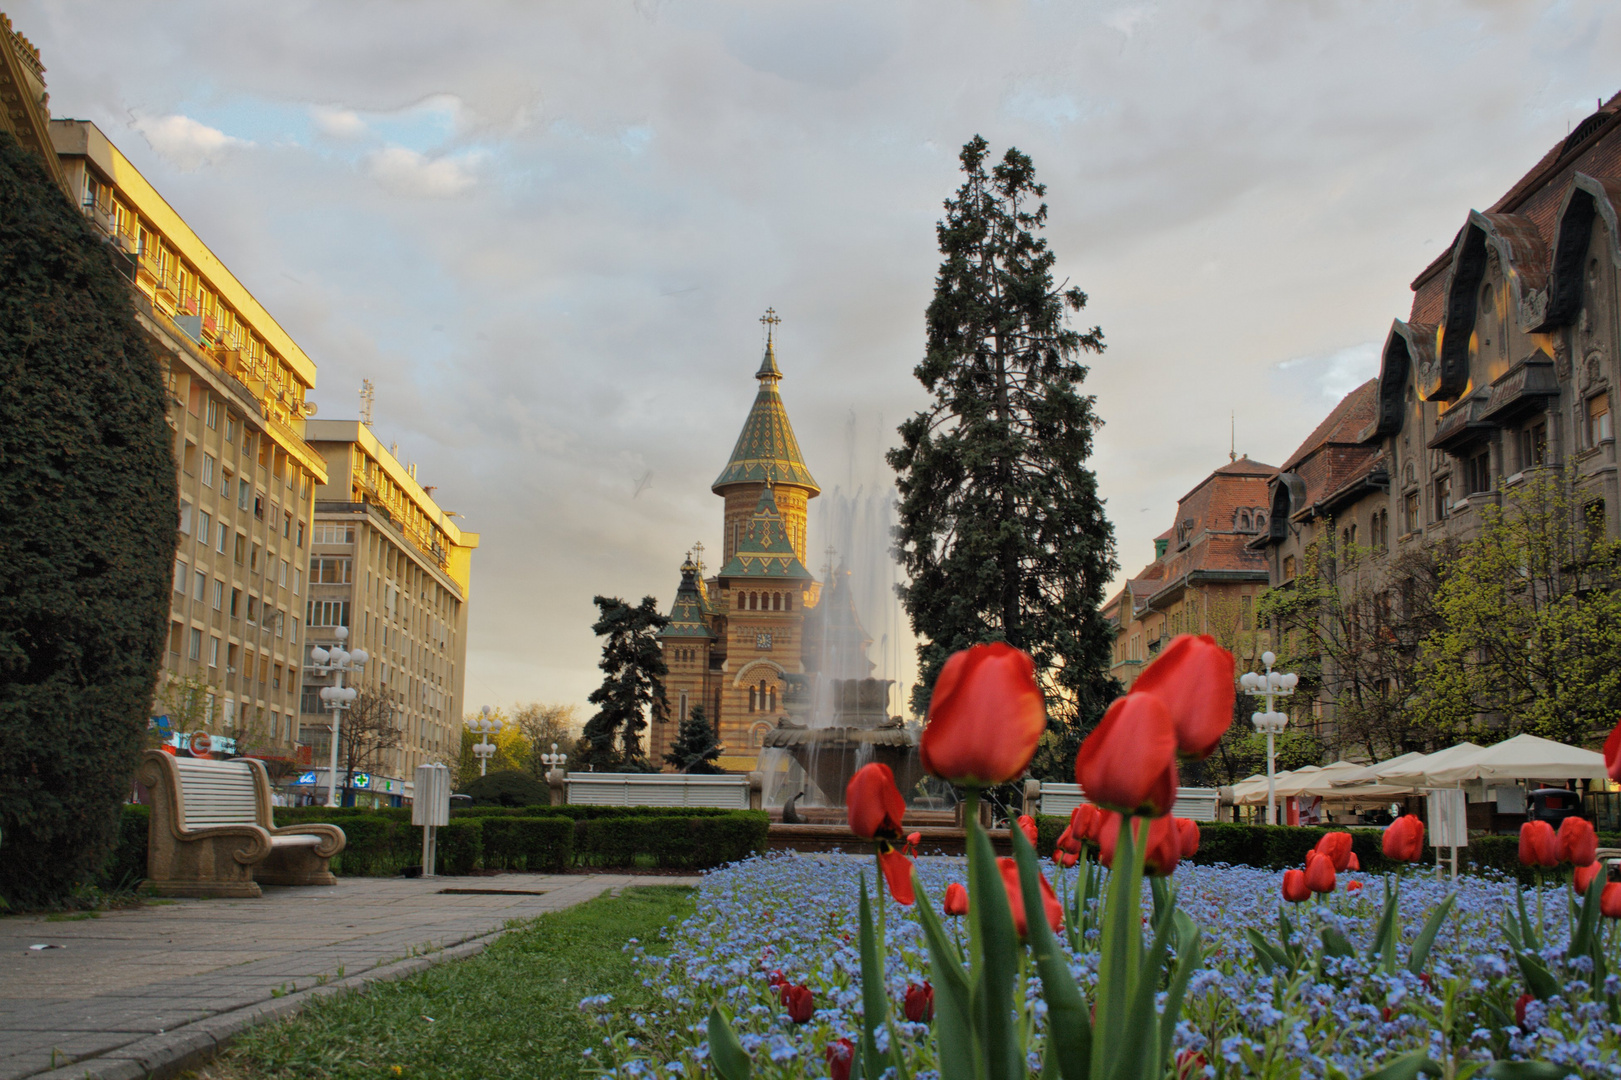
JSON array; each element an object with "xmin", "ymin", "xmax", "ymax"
[
  {"xmin": 1357, "ymin": 1050, "xmax": 1442, "ymax": 1080},
  {"xmin": 1159, "ymin": 923, "xmax": 1202, "ymax": 1078},
  {"xmin": 1366, "ymin": 877, "xmax": 1400, "ymax": 974},
  {"xmin": 1514, "ymin": 884, "xmax": 1541, "ymax": 952},
  {"xmin": 1407, "ymin": 893, "xmax": 1456, "ymax": 976},
  {"xmin": 1247, "ymin": 928, "xmax": 1280, "ymax": 975},
  {"xmin": 912, "ymin": 873, "xmax": 976, "ymax": 1080},
  {"xmin": 1114, "ymin": 883, "xmax": 1176, "ymax": 1080},
  {"xmin": 1011, "ymin": 826, "xmax": 1090, "ymax": 1080},
  {"xmin": 857, "ymin": 876, "xmax": 890, "ymax": 1080},
  {"xmin": 706, "ymin": 1005, "xmax": 752, "ymax": 1080},
  {"xmin": 1571, "ymin": 872, "xmax": 1605, "ymax": 960},
  {"xmin": 1479, "ymin": 1063, "xmax": 1570, "ymax": 1080},
  {"xmin": 1321, "ymin": 925, "xmax": 1356, "ymax": 960},
  {"xmin": 969, "ymin": 818, "xmax": 1022, "ymax": 1080},
  {"xmin": 1512, "ymin": 946, "xmax": 1560, "ymax": 1002},
  {"xmin": 1093, "ymin": 815, "xmax": 1143, "ymax": 1080}
]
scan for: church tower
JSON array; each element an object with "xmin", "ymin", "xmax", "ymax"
[{"xmin": 653, "ymin": 312, "xmax": 821, "ymax": 772}]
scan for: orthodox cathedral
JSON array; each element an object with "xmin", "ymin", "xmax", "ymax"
[{"xmin": 650, "ymin": 316, "xmax": 877, "ymax": 772}]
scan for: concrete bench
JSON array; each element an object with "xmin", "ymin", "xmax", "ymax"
[
  {"xmin": 562, "ymin": 771, "xmax": 763, "ymax": 810},
  {"xmin": 1023, "ymin": 780, "xmax": 1222, "ymax": 822},
  {"xmin": 135, "ymin": 749, "xmax": 346, "ymax": 898}
]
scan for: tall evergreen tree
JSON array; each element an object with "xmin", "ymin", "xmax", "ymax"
[
  {"xmin": 664, "ymin": 705, "xmax": 724, "ymax": 774},
  {"xmin": 889, "ymin": 135, "xmax": 1119, "ymax": 779},
  {"xmin": 579, "ymin": 596, "xmax": 669, "ymax": 771},
  {"xmin": 0, "ymin": 132, "xmax": 176, "ymax": 907}
]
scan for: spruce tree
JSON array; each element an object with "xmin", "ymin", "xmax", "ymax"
[
  {"xmin": 579, "ymin": 596, "xmax": 669, "ymax": 771},
  {"xmin": 889, "ymin": 135, "xmax": 1120, "ymax": 780},
  {"xmin": 0, "ymin": 132, "xmax": 177, "ymax": 906},
  {"xmin": 664, "ymin": 705, "xmax": 724, "ymax": 774}
]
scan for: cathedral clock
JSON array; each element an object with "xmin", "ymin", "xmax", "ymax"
[{"xmin": 755, "ymin": 631, "xmax": 773, "ymax": 651}]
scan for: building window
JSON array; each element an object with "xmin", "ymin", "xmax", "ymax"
[
  {"xmin": 254, "ymin": 495, "xmax": 265, "ymax": 521},
  {"xmin": 1462, "ymin": 449, "xmax": 1491, "ymax": 496},
  {"xmin": 1518, "ymin": 420, "xmax": 1548, "ymax": 471},
  {"xmin": 226, "ymin": 416, "xmax": 237, "ymax": 443},
  {"xmin": 747, "ymin": 687, "xmax": 756, "ymax": 712},
  {"xmin": 205, "ymin": 398, "xmax": 219, "ymax": 429},
  {"xmin": 188, "ymin": 627, "xmax": 202, "ymax": 661},
  {"xmin": 238, "ymin": 478, "xmax": 250, "ymax": 511},
  {"xmin": 1282, "ymin": 555, "xmax": 1296, "ymax": 580},
  {"xmin": 250, "ymin": 543, "xmax": 260, "ymax": 573},
  {"xmin": 213, "ymin": 579, "xmax": 224, "ymax": 610},
  {"xmin": 679, "ymin": 690, "xmax": 689, "ymax": 720},
  {"xmin": 1588, "ymin": 392, "xmax": 1613, "ymax": 447},
  {"xmin": 209, "ymin": 636, "xmax": 220, "ymax": 668},
  {"xmin": 247, "ymin": 595, "xmax": 259, "ymax": 622},
  {"xmin": 307, "ymin": 599, "xmax": 351, "ymax": 628},
  {"xmin": 280, "ymin": 559, "xmax": 289, "ymax": 587},
  {"xmin": 1241, "ymin": 595, "xmax": 1254, "ymax": 630},
  {"xmin": 1586, "ymin": 500, "xmax": 1608, "ymax": 551},
  {"xmin": 217, "ymin": 522, "xmax": 229, "ymax": 554},
  {"xmin": 312, "ymin": 557, "xmax": 354, "ymax": 584},
  {"xmin": 283, "ymin": 511, "xmax": 292, "ymax": 539},
  {"xmin": 1404, "ymin": 490, "xmax": 1420, "ymax": 534},
  {"xmin": 178, "ymin": 501, "xmax": 193, "ymax": 536},
  {"xmin": 1434, "ymin": 475, "xmax": 1452, "ymax": 520},
  {"xmin": 194, "ymin": 570, "xmax": 207, "ymax": 602},
  {"xmin": 198, "ymin": 510, "xmax": 211, "ymax": 546},
  {"xmin": 201, "ymin": 453, "xmax": 215, "ymax": 488},
  {"xmin": 174, "ymin": 558, "xmax": 187, "ymax": 592},
  {"xmin": 293, "ymin": 568, "xmax": 302, "ymax": 595},
  {"xmin": 297, "ymin": 521, "xmax": 305, "ymax": 548}
]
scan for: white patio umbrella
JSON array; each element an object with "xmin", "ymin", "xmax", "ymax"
[
  {"xmin": 1373, "ymin": 742, "xmax": 1486, "ymax": 787},
  {"xmin": 1233, "ymin": 766, "xmax": 1323, "ymax": 804},
  {"xmin": 1229, "ymin": 773, "xmax": 1274, "ymax": 805},
  {"xmin": 1328, "ymin": 751, "xmax": 1428, "ymax": 788},
  {"xmin": 1294, "ymin": 760, "xmax": 1415, "ymax": 799},
  {"xmin": 1422, "ymin": 733, "xmax": 1608, "ymax": 785}
]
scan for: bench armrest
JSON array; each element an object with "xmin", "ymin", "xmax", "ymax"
[
  {"xmin": 179, "ymin": 822, "xmax": 274, "ymax": 865},
  {"xmin": 271, "ymin": 822, "xmax": 346, "ymax": 858}
]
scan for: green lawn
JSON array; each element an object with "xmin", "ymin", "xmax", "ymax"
[{"xmin": 191, "ymin": 885, "xmax": 694, "ymax": 1080}]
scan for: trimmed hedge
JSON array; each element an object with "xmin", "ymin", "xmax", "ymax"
[
  {"xmin": 574, "ymin": 812, "xmax": 769, "ymax": 869},
  {"xmin": 451, "ymin": 804, "xmax": 741, "ymax": 821},
  {"xmin": 481, "ymin": 816, "xmax": 572, "ymax": 872},
  {"xmin": 461, "ymin": 769, "xmax": 551, "ymax": 807}
]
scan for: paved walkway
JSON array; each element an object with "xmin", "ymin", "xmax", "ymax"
[{"xmin": 0, "ymin": 873, "xmax": 699, "ymax": 1080}]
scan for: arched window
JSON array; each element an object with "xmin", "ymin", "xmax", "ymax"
[
  {"xmin": 769, "ymin": 686, "xmax": 777, "ymax": 711},
  {"xmin": 772, "ymin": 593, "xmax": 782, "ymax": 611},
  {"xmin": 1239, "ymin": 510, "xmax": 1252, "ymax": 532},
  {"xmin": 750, "ymin": 592, "xmax": 759, "ymax": 610},
  {"xmin": 748, "ymin": 687, "xmax": 757, "ymax": 712},
  {"xmin": 784, "ymin": 593, "xmax": 792, "ymax": 611},
  {"xmin": 735, "ymin": 592, "xmax": 744, "ymax": 610}
]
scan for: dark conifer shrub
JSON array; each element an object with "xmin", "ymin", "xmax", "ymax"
[{"xmin": 0, "ymin": 132, "xmax": 176, "ymax": 908}]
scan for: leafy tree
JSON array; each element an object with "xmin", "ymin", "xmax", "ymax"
[
  {"xmin": 1258, "ymin": 532, "xmax": 1451, "ymax": 761},
  {"xmin": 1415, "ymin": 471, "xmax": 1621, "ymax": 745},
  {"xmin": 512, "ymin": 701, "xmax": 580, "ymax": 779},
  {"xmin": 579, "ymin": 596, "xmax": 668, "ymax": 771},
  {"xmin": 0, "ymin": 132, "xmax": 176, "ymax": 909},
  {"xmin": 888, "ymin": 135, "xmax": 1118, "ymax": 780},
  {"xmin": 664, "ymin": 705, "xmax": 724, "ymax": 774},
  {"xmin": 454, "ymin": 705, "xmax": 526, "ymax": 789}
]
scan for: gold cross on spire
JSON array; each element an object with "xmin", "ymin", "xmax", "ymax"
[{"xmin": 760, "ymin": 307, "xmax": 781, "ymax": 343}]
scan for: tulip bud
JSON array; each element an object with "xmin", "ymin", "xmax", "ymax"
[
  {"xmin": 1558, "ymin": 816, "xmax": 1598, "ymax": 868},
  {"xmin": 846, "ymin": 763, "xmax": 906, "ymax": 840},
  {"xmin": 1381, "ymin": 815, "xmax": 1424, "ymax": 863},
  {"xmin": 1603, "ymin": 882, "xmax": 1621, "ymax": 920},
  {"xmin": 784, "ymin": 983, "xmax": 815, "ymax": 1023},
  {"xmin": 996, "ymin": 857, "xmax": 1062, "ymax": 937},
  {"xmin": 1129, "ymin": 633, "xmax": 1236, "ymax": 760},
  {"xmin": 1174, "ymin": 817, "xmax": 1200, "ymax": 858},
  {"xmin": 1304, "ymin": 851, "xmax": 1336, "ymax": 894},
  {"xmin": 1016, "ymin": 814, "xmax": 1039, "ymax": 847},
  {"xmin": 1281, "ymin": 868, "xmax": 1310, "ymax": 903},
  {"xmin": 920, "ymin": 643, "xmax": 1047, "ymax": 785},
  {"xmin": 942, "ymin": 881, "xmax": 969, "ymax": 917},
  {"xmin": 1519, "ymin": 821, "xmax": 1559, "ymax": 869},
  {"xmin": 826, "ymin": 1038, "xmax": 855, "ymax": 1080},
  {"xmin": 1313, "ymin": 831, "xmax": 1354, "ymax": 872},
  {"xmin": 1515, "ymin": 992, "xmax": 1536, "ymax": 1026},
  {"xmin": 1575, "ymin": 862, "xmax": 1606, "ymax": 895},
  {"xmin": 1075, "ymin": 693, "xmax": 1178, "ymax": 817},
  {"xmin": 903, "ymin": 981, "xmax": 934, "ymax": 1023}
]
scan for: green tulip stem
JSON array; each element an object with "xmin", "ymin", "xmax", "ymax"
[
  {"xmin": 875, "ymin": 848, "xmax": 888, "ymax": 954},
  {"xmin": 963, "ymin": 786, "xmax": 984, "ymax": 982}
]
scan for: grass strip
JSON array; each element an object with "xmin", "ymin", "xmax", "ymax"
[{"xmin": 188, "ymin": 885, "xmax": 695, "ymax": 1080}]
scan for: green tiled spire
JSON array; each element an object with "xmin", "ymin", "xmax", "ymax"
[
  {"xmin": 718, "ymin": 487, "xmax": 815, "ymax": 581},
  {"xmin": 660, "ymin": 555, "xmax": 714, "ymax": 639},
  {"xmin": 712, "ymin": 334, "xmax": 820, "ymax": 495}
]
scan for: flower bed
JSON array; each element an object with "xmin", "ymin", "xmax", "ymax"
[{"xmin": 582, "ymin": 852, "xmax": 1621, "ymax": 1078}]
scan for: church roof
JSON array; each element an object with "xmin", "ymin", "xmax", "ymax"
[
  {"xmin": 660, "ymin": 558, "xmax": 714, "ymax": 639},
  {"xmin": 718, "ymin": 486, "xmax": 815, "ymax": 581},
  {"xmin": 712, "ymin": 339, "xmax": 820, "ymax": 495}
]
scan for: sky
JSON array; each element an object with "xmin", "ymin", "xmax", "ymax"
[{"xmin": 13, "ymin": 0, "xmax": 1621, "ymax": 721}]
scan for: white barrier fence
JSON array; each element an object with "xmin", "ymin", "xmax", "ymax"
[
  {"xmin": 563, "ymin": 772, "xmax": 761, "ymax": 810},
  {"xmin": 1029, "ymin": 782, "xmax": 1221, "ymax": 822}
]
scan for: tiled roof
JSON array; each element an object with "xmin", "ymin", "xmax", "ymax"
[
  {"xmin": 717, "ymin": 486, "xmax": 815, "ymax": 581},
  {"xmin": 712, "ymin": 341, "xmax": 820, "ymax": 494},
  {"xmin": 660, "ymin": 559, "xmax": 714, "ymax": 639},
  {"xmin": 1276, "ymin": 381, "xmax": 1383, "ymax": 516}
]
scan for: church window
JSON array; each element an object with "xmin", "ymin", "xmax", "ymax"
[
  {"xmin": 769, "ymin": 687, "xmax": 777, "ymax": 711},
  {"xmin": 784, "ymin": 592, "xmax": 792, "ymax": 611},
  {"xmin": 748, "ymin": 687, "xmax": 757, "ymax": 712},
  {"xmin": 679, "ymin": 691, "xmax": 688, "ymax": 720},
  {"xmin": 772, "ymin": 593, "xmax": 781, "ymax": 611},
  {"xmin": 1239, "ymin": 510, "xmax": 1251, "ymax": 532}
]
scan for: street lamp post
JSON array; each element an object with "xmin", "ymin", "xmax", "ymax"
[
  {"xmin": 539, "ymin": 742, "xmax": 568, "ymax": 771},
  {"xmin": 1241, "ymin": 650, "xmax": 1298, "ymax": 826},
  {"xmin": 309, "ymin": 626, "xmax": 369, "ymax": 809},
  {"xmin": 467, "ymin": 706, "xmax": 504, "ymax": 777}
]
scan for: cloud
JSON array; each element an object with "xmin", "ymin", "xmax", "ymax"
[
  {"xmin": 365, "ymin": 146, "xmax": 480, "ymax": 197},
  {"xmin": 1275, "ymin": 342, "xmax": 1383, "ymax": 403},
  {"xmin": 311, "ymin": 104, "xmax": 368, "ymax": 139},
  {"xmin": 130, "ymin": 113, "xmax": 250, "ymax": 171}
]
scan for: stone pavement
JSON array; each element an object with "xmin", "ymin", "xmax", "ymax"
[{"xmin": 0, "ymin": 873, "xmax": 699, "ymax": 1080}]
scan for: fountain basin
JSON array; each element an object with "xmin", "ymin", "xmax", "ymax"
[{"xmin": 761, "ymin": 724, "xmax": 924, "ymax": 806}]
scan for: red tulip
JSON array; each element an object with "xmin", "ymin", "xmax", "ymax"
[
  {"xmin": 1575, "ymin": 862, "xmax": 1606, "ymax": 894},
  {"xmin": 784, "ymin": 983, "xmax": 815, "ymax": 1023},
  {"xmin": 1016, "ymin": 814, "xmax": 1039, "ymax": 848},
  {"xmin": 1603, "ymin": 882, "xmax": 1621, "ymax": 919},
  {"xmin": 1143, "ymin": 815, "xmax": 1184, "ymax": 876},
  {"xmin": 1305, "ymin": 851, "xmax": 1336, "ymax": 894},
  {"xmin": 1175, "ymin": 817, "xmax": 1200, "ymax": 858},
  {"xmin": 847, "ymin": 762, "xmax": 906, "ymax": 839},
  {"xmin": 1096, "ymin": 810, "xmax": 1124, "ymax": 867},
  {"xmin": 1075, "ymin": 693, "xmax": 1179, "ymax": 817},
  {"xmin": 1515, "ymin": 992, "xmax": 1535, "ymax": 1026},
  {"xmin": 1176, "ymin": 1050, "xmax": 1208, "ymax": 1080},
  {"xmin": 1130, "ymin": 633, "xmax": 1236, "ymax": 760},
  {"xmin": 1281, "ymin": 868, "xmax": 1310, "ymax": 903},
  {"xmin": 1055, "ymin": 811, "xmax": 1083, "ymax": 856},
  {"xmin": 767, "ymin": 969, "xmax": 785, "ymax": 987},
  {"xmin": 1382, "ymin": 815, "xmax": 1424, "ymax": 863},
  {"xmin": 1074, "ymin": 803, "xmax": 1102, "ymax": 842},
  {"xmin": 903, "ymin": 981, "xmax": 934, "ymax": 1023},
  {"xmin": 1607, "ymin": 721, "xmax": 1621, "ymax": 783},
  {"xmin": 878, "ymin": 848, "xmax": 916, "ymax": 906},
  {"xmin": 1314, "ymin": 831, "xmax": 1354, "ymax": 872},
  {"xmin": 921, "ymin": 643, "xmax": 1047, "ymax": 785},
  {"xmin": 1056, "ymin": 849, "xmax": 1078, "ymax": 869},
  {"xmin": 1558, "ymin": 817, "xmax": 1598, "ymax": 868},
  {"xmin": 943, "ymin": 881, "xmax": 968, "ymax": 917},
  {"xmin": 1519, "ymin": 821, "xmax": 1559, "ymax": 868},
  {"xmin": 1346, "ymin": 880, "xmax": 1363, "ymax": 893},
  {"xmin": 826, "ymin": 1038, "xmax": 855, "ymax": 1080},
  {"xmin": 1348, "ymin": 852, "xmax": 1361, "ymax": 871},
  {"xmin": 996, "ymin": 856, "xmax": 1063, "ymax": 937}
]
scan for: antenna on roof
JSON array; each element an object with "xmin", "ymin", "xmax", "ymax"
[
  {"xmin": 1230, "ymin": 412, "xmax": 1237, "ymax": 463},
  {"xmin": 360, "ymin": 379, "xmax": 375, "ymax": 428}
]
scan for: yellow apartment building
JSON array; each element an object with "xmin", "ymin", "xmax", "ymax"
[
  {"xmin": 46, "ymin": 118, "xmax": 330, "ymax": 761},
  {"xmin": 300, "ymin": 420, "xmax": 478, "ymax": 805}
]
